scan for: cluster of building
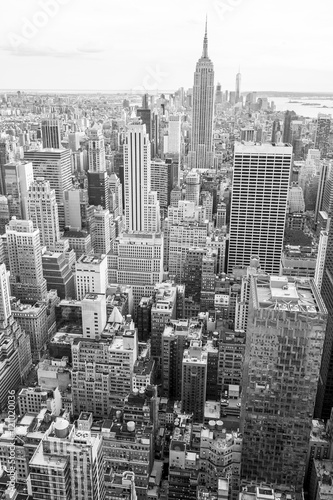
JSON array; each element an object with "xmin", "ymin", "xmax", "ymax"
[{"xmin": 0, "ymin": 20, "xmax": 333, "ymax": 500}]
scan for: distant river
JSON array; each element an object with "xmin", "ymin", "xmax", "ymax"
[{"xmin": 270, "ymin": 96, "xmax": 333, "ymax": 119}]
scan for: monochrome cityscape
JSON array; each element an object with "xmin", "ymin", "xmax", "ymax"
[{"xmin": 0, "ymin": 2, "xmax": 333, "ymax": 500}]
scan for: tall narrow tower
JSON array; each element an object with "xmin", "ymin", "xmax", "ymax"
[
  {"xmin": 27, "ymin": 177, "xmax": 60, "ymax": 251},
  {"xmin": 235, "ymin": 70, "xmax": 241, "ymax": 103},
  {"xmin": 190, "ymin": 19, "xmax": 215, "ymax": 169},
  {"xmin": 6, "ymin": 218, "xmax": 47, "ymax": 304},
  {"xmin": 124, "ymin": 121, "xmax": 160, "ymax": 232}
]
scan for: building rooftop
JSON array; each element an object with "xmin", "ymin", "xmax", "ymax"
[
  {"xmin": 252, "ymin": 275, "xmax": 327, "ymax": 314},
  {"xmin": 77, "ymin": 254, "xmax": 105, "ymax": 265},
  {"xmin": 235, "ymin": 142, "xmax": 293, "ymax": 154}
]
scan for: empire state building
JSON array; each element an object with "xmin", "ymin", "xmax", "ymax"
[{"xmin": 190, "ymin": 20, "xmax": 215, "ymax": 169}]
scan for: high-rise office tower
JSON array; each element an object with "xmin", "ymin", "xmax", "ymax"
[
  {"xmin": 108, "ymin": 173, "xmax": 123, "ymax": 218},
  {"xmin": 150, "ymin": 159, "xmax": 169, "ymax": 218},
  {"xmin": 314, "ymin": 230, "xmax": 329, "ymax": 292},
  {"xmin": 235, "ymin": 70, "xmax": 241, "ymax": 103},
  {"xmin": 90, "ymin": 206, "xmax": 112, "ymax": 255},
  {"xmin": 185, "ymin": 169, "xmax": 200, "ymax": 205},
  {"xmin": 190, "ymin": 20, "xmax": 215, "ymax": 169},
  {"xmin": 41, "ymin": 119, "xmax": 61, "ymax": 149},
  {"xmin": 181, "ymin": 339, "xmax": 207, "ymax": 422},
  {"xmin": 271, "ymin": 119, "xmax": 281, "ymax": 143},
  {"xmin": 315, "ymin": 114, "xmax": 331, "ymax": 159},
  {"xmin": 81, "ymin": 293, "xmax": 107, "ymax": 339},
  {"xmin": 166, "ymin": 115, "xmax": 181, "ymax": 158},
  {"xmin": 215, "ymin": 82, "xmax": 223, "ymax": 106},
  {"xmin": 282, "ymin": 110, "xmax": 293, "ymax": 143},
  {"xmin": 109, "ymin": 232, "xmax": 164, "ymax": 310},
  {"xmin": 0, "ymin": 263, "xmax": 32, "ymax": 410},
  {"xmin": 315, "ymin": 224, "xmax": 333, "ymax": 420},
  {"xmin": 24, "ymin": 149, "xmax": 72, "ymax": 230},
  {"xmin": 42, "ymin": 250, "xmax": 75, "ymax": 300},
  {"xmin": 63, "ymin": 187, "xmax": 90, "ymax": 230},
  {"xmin": 137, "ymin": 108, "xmax": 152, "ymax": 140},
  {"xmin": 241, "ymin": 275, "xmax": 327, "ymax": 491},
  {"xmin": 75, "ymin": 254, "xmax": 108, "ymax": 300},
  {"xmin": 228, "ymin": 143, "xmax": 292, "ymax": 274},
  {"xmin": 27, "ymin": 177, "xmax": 60, "ymax": 251},
  {"xmin": 87, "ymin": 125, "xmax": 106, "ymax": 172},
  {"xmin": 1, "ymin": 161, "xmax": 34, "ymax": 219},
  {"xmin": 29, "ymin": 418, "xmax": 105, "ymax": 500},
  {"xmin": 6, "ymin": 218, "xmax": 47, "ymax": 304},
  {"xmin": 87, "ymin": 125, "xmax": 108, "ymax": 209},
  {"xmin": 123, "ymin": 121, "xmax": 160, "ymax": 232},
  {"xmin": 68, "ymin": 131, "xmax": 81, "ymax": 151},
  {"xmin": 151, "ymin": 283, "xmax": 177, "ymax": 361}
]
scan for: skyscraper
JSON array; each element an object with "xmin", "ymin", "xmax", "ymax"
[
  {"xmin": 41, "ymin": 119, "xmax": 61, "ymax": 149},
  {"xmin": 315, "ymin": 114, "xmax": 331, "ymax": 158},
  {"xmin": 87, "ymin": 125, "xmax": 106, "ymax": 173},
  {"xmin": 315, "ymin": 224, "xmax": 333, "ymax": 420},
  {"xmin": 235, "ymin": 70, "xmax": 241, "ymax": 103},
  {"xmin": 166, "ymin": 115, "xmax": 181, "ymax": 158},
  {"xmin": 228, "ymin": 143, "xmax": 292, "ymax": 274},
  {"xmin": 1, "ymin": 161, "xmax": 34, "ymax": 220},
  {"xmin": 241, "ymin": 275, "xmax": 327, "ymax": 491},
  {"xmin": 27, "ymin": 177, "xmax": 60, "ymax": 251},
  {"xmin": 6, "ymin": 218, "xmax": 47, "ymax": 304},
  {"xmin": 24, "ymin": 149, "xmax": 72, "ymax": 229},
  {"xmin": 190, "ymin": 20, "xmax": 215, "ymax": 169},
  {"xmin": 282, "ymin": 110, "xmax": 293, "ymax": 143},
  {"xmin": 123, "ymin": 121, "xmax": 160, "ymax": 232},
  {"xmin": 181, "ymin": 339, "xmax": 207, "ymax": 422}
]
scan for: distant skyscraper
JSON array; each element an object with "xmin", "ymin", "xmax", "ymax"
[
  {"xmin": 41, "ymin": 119, "xmax": 61, "ymax": 149},
  {"xmin": 190, "ymin": 20, "xmax": 215, "ymax": 169},
  {"xmin": 123, "ymin": 121, "xmax": 160, "ymax": 232},
  {"xmin": 24, "ymin": 148, "xmax": 72, "ymax": 230},
  {"xmin": 271, "ymin": 119, "xmax": 281, "ymax": 143},
  {"xmin": 241, "ymin": 275, "xmax": 327, "ymax": 491},
  {"xmin": 137, "ymin": 108, "xmax": 152, "ymax": 140},
  {"xmin": 6, "ymin": 218, "xmax": 47, "ymax": 304},
  {"xmin": 166, "ymin": 115, "xmax": 181, "ymax": 158},
  {"xmin": 315, "ymin": 114, "xmax": 331, "ymax": 159},
  {"xmin": 282, "ymin": 110, "xmax": 293, "ymax": 143},
  {"xmin": 235, "ymin": 70, "xmax": 241, "ymax": 103},
  {"xmin": 27, "ymin": 177, "xmax": 60, "ymax": 250},
  {"xmin": 228, "ymin": 143, "xmax": 292, "ymax": 275}
]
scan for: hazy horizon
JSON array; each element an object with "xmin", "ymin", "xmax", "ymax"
[{"xmin": 1, "ymin": 0, "xmax": 332, "ymax": 93}]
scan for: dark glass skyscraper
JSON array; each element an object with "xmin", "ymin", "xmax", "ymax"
[
  {"xmin": 316, "ymin": 223, "xmax": 333, "ymax": 420},
  {"xmin": 41, "ymin": 119, "xmax": 61, "ymax": 149}
]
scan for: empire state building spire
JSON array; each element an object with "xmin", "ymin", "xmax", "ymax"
[
  {"xmin": 189, "ymin": 17, "xmax": 215, "ymax": 170},
  {"xmin": 202, "ymin": 16, "xmax": 208, "ymax": 58}
]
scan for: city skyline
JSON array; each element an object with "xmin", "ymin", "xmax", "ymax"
[{"xmin": 0, "ymin": 0, "xmax": 332, "ymax": 92}]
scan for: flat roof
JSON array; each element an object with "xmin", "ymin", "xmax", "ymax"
[
  {"xmin": 235, "ymin": 142, "xmax": 293, "ymax": 154},
  {"xmin": 253, "ymin": 275, "xmax": 327, "ymax": 315}
]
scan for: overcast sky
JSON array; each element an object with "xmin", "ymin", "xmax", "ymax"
[{"xmin": 0, "ymin": 0, "xmax": 332, "ymax": 93}]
